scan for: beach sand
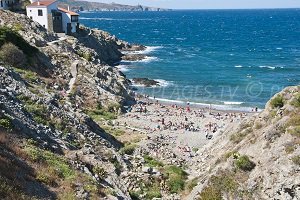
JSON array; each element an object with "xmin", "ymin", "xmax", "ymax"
[{"xmin": 115, "ymin": 96, "xmax": 257, "ymax": 165}]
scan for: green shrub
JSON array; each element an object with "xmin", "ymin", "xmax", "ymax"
[
  {"xmin": 289, "ymin": 126, "xmax": 300, "ymax": 138},
  {"xmin": 185, "ymin": 178, "xmax": 198, "ymax": 192},
  {"xmin": 230, "ymin": 132, "xmax": 247, "ymax": 144},
  {"xmin": 0, "ymin": 26, "xmax": 38, "ymax": 56},
  {"xmin": 291, "ymin": 93, "xmax": 300, "ymax": 108},
  {"xmin": 292, "ymin": 156, "xmax": 300, "ymax": 166},
  {"xmin": 285, "ymin": 145, "xmax": 295, "ymax": 154},
  {"xmin": 164, "ymin": 165, "xmax": 188, "ymax": 193},
  {"xmin": 270, "ymin": 95, "xmax": 284, "ymax": 108},
  {"xmin": 0, "ymin": 116, "xmax": 12, "ymax": 130},
  {"xmin": 119, "ymin": 144, "xmax": 137, "ymax": 155},
  {"xmin": 129, "ymin": 191, "xmax": 141, "ymax": 200},
  {"xmin": 93, "ymin": 165, "xmax": 107, "ymax": 180},
  {"xmin": 0, "ymin": 42, "xmax": 27, "ymax": 67},
  {"xmin": 235, "ymin": 155, "xmax": 256, "ymax": 171},
  {"xmin": 25, "ymin": 103, "xmax": 49, "ymax": 125},
  {"xmin": 25, "ymin": 145, "xmax": 75, "ymax": 180},
  {"xmin": 199, "ymin": 171, "xmax": 238, "ymax": 200},
  {"xmin": 145, "ymin": 185, "xmax": 162, "ymax": 199},
  {"xmin": 199, "ymin": 185, "xmax": 222, "ymax": 200},
  {"xmin": 143, "ymin": 155, "xmax": 164, "ymax": 167},
  {"xmin": 85, "ymin": 108, "xmax": 116, "ymax": 121}
]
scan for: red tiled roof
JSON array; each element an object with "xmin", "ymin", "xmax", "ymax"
[
  {"xmin": 58, "ymin": 7, "xmax": 79, "ymax": 16},
  {"xmin": 27, "ymin": 0, "xmax": 56, "ymax": 7}
]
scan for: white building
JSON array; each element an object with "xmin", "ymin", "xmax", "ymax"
[
  {"xmin": 0, "ymin": 0, "xmax": 15, "ymax": 10},
  {"xmin": 26, "ymin": 0, "xmax": 79, "ymax": 35},
  {"xmin": 58, "ymin": 7, "xmax": 79, "ymax": 34}
]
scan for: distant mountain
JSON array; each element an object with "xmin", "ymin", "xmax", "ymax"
[{"xmin": 58, "ymin": 0, "xmax": 171, "ymax": 11}]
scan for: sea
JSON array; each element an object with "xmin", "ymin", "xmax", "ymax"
[{"xmin": 80, "ymin": 9, "xmax": 300, "ymax": 111}]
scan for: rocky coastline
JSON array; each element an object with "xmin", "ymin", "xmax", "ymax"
[{"xmin": 0, "ymin": 9, "xmax": 299, "ymax": 200}]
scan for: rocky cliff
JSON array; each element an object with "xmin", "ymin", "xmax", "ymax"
[
  {"xmin": 187, "ymin": 86, "xmax": 300, "ymax": 199},
  {"xmin": 0, "ymin": 9, "xmax": 141, "ymax": 199}
]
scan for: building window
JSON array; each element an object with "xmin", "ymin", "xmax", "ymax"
[
  {"xmin": 71, "ymin": 15, "xmax": 78, "ymax": 22},
  {"xmin": 30, "ymin": 10, "xmax": 32, "ymax": 12},
  {"xmin": 30, "ymin": 16, "xmax": 32, "ymax": 19},
  {"xmin": 0, "ymin": 1, "xmax": 3, "ymax": 7},
  {"xmin": 38, "ymin": 9, "xmax": 43, "ymax": 16},
  {"xmin": 43, "ymin": 25, "xmax": 45, "ymax": 27}
]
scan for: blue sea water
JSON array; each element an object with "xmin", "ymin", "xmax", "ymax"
[{"xmin": 80, "ymin": 9, "xmax": 300, "ymax": 110}]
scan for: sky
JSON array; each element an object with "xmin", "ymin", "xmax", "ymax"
[{"xmin": 91, "ymin": 0, "xmax": 300, "ymax": 9}]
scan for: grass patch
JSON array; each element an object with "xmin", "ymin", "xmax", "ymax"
[
  {"xmin": 285, "ymin": 145, "xmax": 295, "ymax": 154},
  {"xmin": 119, "ymin": 144, "xmax": 137, "ymax": 155},
  {"xmin": 235, "ymin": 155, "xmax": 256, "ymax": 171},
  {"xmin": 85, "ymin": 108, "xmax": 116, "ymax": 121},
  {"xmin": 291, "ymin": 93, "xmax": 300, "ymax": 108},
  {"xmin": 25, "ymin": 144, "xmax": 75, "ymax": 180},
  {"xmin": 13, "ymin": 67, "xmax": 38, "ymax": 82},
  {"xmin": 185, "ymin": 178, "xmax": 198, "ymax": 192},
  {"xmin": 25, "ymin": 103, "xmax": 49, "ymax": 125},
  {"xmin": 102, "ymin": 125, "xmax": 125, "ymax": 137},
  {"xmin": 230, "ymin": 132, "xmax": 248, "ymax": 144},
  {"xmin": 199, "ymin": 171, "xmax": 238, "ymax": 200},
  {"xmin": 270, "ymin": 95, "xmax": 284, "ymax": 109},
  {"xmin": 0, "ymin": 26, "xmax": 38, "ymax": 56},
  {"xmin": 143, "ymin": 155, "xmax": 164, "ymax": 167},
  {"xmin": 291, "ymin": 156, "xmax": 300, "ymax": 166},
  {"xmin": 163, "ymin": 165, "xmax": 188, "ymax": 193},
  {"xmin": 0, "ymin": 115, "xmax": 12, "ymax": 131}
]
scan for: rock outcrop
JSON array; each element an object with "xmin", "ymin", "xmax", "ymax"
[{"xmin": 187, "ymin": 86, "xmax": 300, "ymax": 200}]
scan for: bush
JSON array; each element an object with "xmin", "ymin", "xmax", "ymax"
[
  {"xmin": 230, "ymin": 132, "xmax": 248, "ymax": 144},
  {"xmin": 119, "ymin": 144, "xmax": 137, "ymax": 155},
  {"xmin": 0, "ymin": 43, "xmax": 26, "ymax": 67},
  {"xmin": 25, "ymin": 145, "xmax": 75, "ymax": 180},
  {"xmin": 25, "ymin": 103, "xmax": 49, "ymax": 125},
  {"xmin": 291, "ymin": 93, "xmax": 300, "ymax": 108},
  {"xmin": 292, "ymin": 156, "xmax": 300, "ymax": 166},
  {"xmin": 199, "ymin": 171, "xmax": 238, "ymax": 200},
  {"xmin": 143, "ymin": 155, "xmax": 164, "ymax": 167},
  {"xmin": 93, "ymin": 165, "xmax": 107, "ymax": 180},
  {"xmin": 145, "ymin": 185, "xmax": 162, "ymax": 199},
  {"xmin": 270, "ymin": 95, "xmax": 284, "ymax": 108},
  {"xmin": 0, "ymin": 116, "xmax": 12, "ymax": 130},
  {"xmin": 164, "ymin": 165, "xmax": 188, "ymax": 193},
  {"xmin": 0, "ymin": 26, "xmax": 38, "ymax": 56},
  {"xmin": 235, "ymin": 155, "xmax": 256, "ymax": 171}
]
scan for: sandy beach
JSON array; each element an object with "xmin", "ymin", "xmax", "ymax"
[{"xmin": 115, "ymin": 95, "xmax": 257, "ymax": 166}]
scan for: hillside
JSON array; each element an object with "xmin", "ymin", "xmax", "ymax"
[
  {"xmin": 186, "ymin": 86, "xmax": 300, "ymax": 199},
  {"xmin": 58, "ymin": 0, "xmax": 171, "ymax": 12}
]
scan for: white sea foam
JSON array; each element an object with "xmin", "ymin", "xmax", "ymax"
[
  {"xmin": 276, "ymin": 47, "xmax": 283, "ymax": 50},
  {"xmin": 235, "ymin": 65, "xmax": 243, "ymax": 68},
  {"xmin": 116, "ymin": 65, "xmax": 130, "ymax": 72},
  {"xmin": 223, "ymin": 101, "xmax": 244, "ymax": 105},
  {"xmin": 175, "ymin": 37, "xmax": 187, "ymax": 41},
  {"xmin": 130, "ymin": 79, "xmax": 173, "ymax": 88},
  {"xmin": 154, "ymin": 79, "xmax": 174, "ymax": 87},
  {"xmin": 259, "ymin": 65, "xmax": 276, "ymax": 70},
  {"xmin": 147, "ymin": 97, "xmax": 255, "ymax": 112},
  {"xmin": 121, "ymin": 56, "xmax": 159, "ymax": 64},
  {"xmin": 122, "ymin": 46, "xmax": 162, "ymax": 55}
]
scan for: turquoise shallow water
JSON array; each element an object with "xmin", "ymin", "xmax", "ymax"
[{"xmin": 80, "ymin": 9, "xmax": 300, "ymax": 110}]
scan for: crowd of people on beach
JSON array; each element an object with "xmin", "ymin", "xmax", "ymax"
[{"xmin": 124, "ymin": 95, "xmax": 248, "ymax": 139}]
